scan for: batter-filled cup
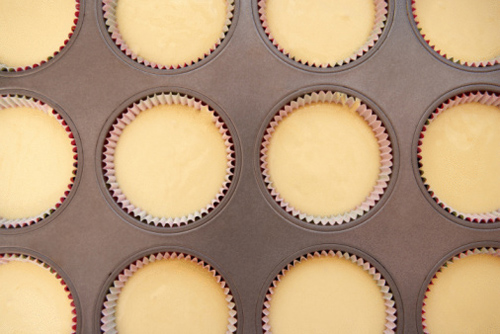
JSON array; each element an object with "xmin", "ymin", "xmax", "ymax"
[
  {"xmin": 261, "ymin": 91, "xmax": 393, "ymax": 225},
  {"xmin": 102, "ymin": 92, "xmax": 235, "ymax": 227}
]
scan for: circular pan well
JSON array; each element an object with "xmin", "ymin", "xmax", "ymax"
[
  {"xmin": 0, "ymin": 89, "xmax": 81, "ymax": 233},
  {"xmin": 97, "ymin": 0, "xmax": 239, "ymax": 75},
  {"xmin": 258, "ymin": 244, "xmax": 402, "ymax": 333},
  {"xmin": 96, "ymin": 87, "xmax": 240, "ymax": 233},
  {"xmin": 407, "ymin": 0, "xmax": 500, "ymax": 72},
  {"xmin": 412, "ymin": 84, "xmax": 500, "ymax": 228},
  {"xmin": 0, "ymin": 0, "xmax": 84, "ymax": 76},
  {"xmin": 0, "ymin": 247, "xmax": 82, "ymax": 334},
  {"xmin": 417, "ymin": 242, "xmax": 500, "ymax": 334},
  {"xmin": 256, "ymin": 85, "xmax": 399, "ymax": 232},
  {"xmin": 96, "ymin": 246, "xmax": 240, "ymax": 333},
  {"xmin": 252, "ymin": 0, "xmax": 394, "ymax": 73}
]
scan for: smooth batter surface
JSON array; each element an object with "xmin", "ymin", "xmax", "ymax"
[
  {"xmin": 0, "ymin": 107, "xmax": 75, "ymax": 220},
  {"xmin": 268, "ymin": 256, "xmax": 387, "ymax": 333},
  {"xmin": 114, "ymin": 104, "xmax": 228, "ymax": 218},
  {"xmin": 420, "ymin": 103, "xmax": 500, "ymax": 214},
  {"xmin": 267, "ymin": 102, "xmax": 381, "ymax": 217},
  {"xmin": 0, "ymin": 260, "xmax": 73, "ymax": 334},
  {"xmin": 424, "ymin": 254, "xmax": 500, "ymax": 333},
  {"xmin": 0, "ymin": 0, "xmax": 76, "ymax": 68},
  {"xmin": 116, "ymin": 0, "xmax": 228, "ymax": 66},
  {"xmin": 414, "ymin": 0, "xmax": 500, "ymax": 63},
  {"xmin": 265, "ymin": 0, "xmax": 376, "ymax": 65},
  {"xmin": 116, "ymin": 258, "xmax": 229, "ymax": 334}
]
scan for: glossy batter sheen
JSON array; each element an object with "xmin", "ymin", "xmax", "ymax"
[
  {"xmin": 265, "ymin": 0, "xmax": 376, "ymax": 65},
  {"xmin": 116, "ymin": 0, "xmax": 227, "ymax": 66},
  {"xmin": 114, "ymin": 104, "xmax": 228, "ymax": 218},
  {"xmin": 267, "ymin": 102, "xmax": 381, "ymax": 217},
  {"xmin": 0, "ymin": 107, "xmax": 75, "ymax": 220},
  {"xmin": 0, "ymin": 0, "xmax": 76, "ymax": 68},
  {"xmin": 424, "ymin": 254, "xmax": 500, "ymax": 333},
  {"xmin": 420, "ymin": 103, "xmax": 500, "ymax": 214},
  {"xmin": 116, "ymin": 258, "xmax": 229, "ymax": 334},
  {"xmin": 0, "ymin": 260, "xmax": 73, "ymax": 334},
  {"xmin": 414, "ymin": 0, "xmax": 500, "ymax": 63},
  {"xmin": 268, "ymin": 256, "xmax": 387, "ymax": 333}
]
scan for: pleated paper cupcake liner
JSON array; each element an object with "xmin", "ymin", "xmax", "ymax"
[
  {"xmin": 421, "ymin": 247, "xmax": 500, "ymax": 333},
  {"xmin": 0, "ymin": 95, "xmax": 79, "ymax": 228},
  {"xmin": 260, "ymin": 91, "xmax": 393, "ymax": 225},
  {"xmin": 417, "ymin": 92, "xmax": 500, "ymax": 223},
  {"xmin": 262, "ymin": 250, "xmax": 398, "ymax": 334},
  {"xmin": 0, "ymin": 253, "xmax": 78, "ymax": 333},
  {"xmin": 411, "ymin": 0, "xmax": 500, "ymax": 67},
  {"xmin": 102, "ymin": 0, "xmax": 234, "ymax": 70},
  {"xmin": 258, "ymin": 0, "xmax": 388, "ymax": 68},
  {"xmin": 102, "ymin": 92, "xmax": 235, "ymax": 227},
  {"xmin": 100, "ymin": 251, "xmax": 237, "ymax": 334},
  {"xmin": 0, "ymin": 0, "xmax": 81, "ymax": 73}
]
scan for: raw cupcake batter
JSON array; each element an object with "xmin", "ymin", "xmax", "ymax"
[
  {"xmin": 266, "ymin": 102, "xmax": 381, "ymax": 217},
  {"xmin": 0, "ymin": 260, "xmax": 74, "ymax": 334},
  {"xmin": 414, "ymin": 0, "xmax": 500, "ymax": 64},
  {"xmin": 0, "ymin": 0, "xmax": 76, "ymax": 68},
  {"xmin": 115, "ymin": 258, "xmax": 229, "ymax": 334},
  {"xmin": 424, "ymin": 253, "xmax": 500, "ymax": 333},
  {"xmin": 264, "ymin": 0, "xmax": 376, "ymax": 66},
  {"xmin": 420, "ymin": 102, "xmax": 500, "ymax": 214},
  {"xmin": 115, "ymin": 0, "xmax": 228, "ymax": 67},
  {"xmin": 268, "ymin": 256, "xmax": 387, "ymax": 333},
  {"xmin": 0, "ymin": 106, "xmax": 75, "ymax": 220},
  {"xmin": 113, "ymin": 104, "xmax": 228, "ymax": 219}
]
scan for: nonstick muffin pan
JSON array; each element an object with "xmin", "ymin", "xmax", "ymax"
[{"xmin": 0, "ymin": 0, "xmax": 499, "ymax": 333}]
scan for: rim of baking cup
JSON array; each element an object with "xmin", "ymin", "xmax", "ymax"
[
  {"xmin": 100, "ymin": 251, "xmax": 238, "ymax": 334},
  {"xmin": 100, "ymin": 0, "xmax": 235, "ymax": 72},
  {"xmin": 261, "ymin": 249, "xmax": 399, "ymax": 334},
  {"xmin": 408, "ymin": 0, "xmax": 500, "ymax": 70},
  {"xmin": 255, "ymin": 0, "xmax": 391, "ymax": 70},
  {"xmin": 260, "ymin": 90, "xmax": 393, "ymax": 226},
  {"xmin": 416, "ymin": 90, "xmax": 500, "ymax": 224},
  {"xmin": 0, "ymin": 94, "xmax": 79, "ymax": 230},
  {"xmin": 0, "ymin": 251, "xmax": 79, "ymax": 333},
  {"xmin": 0, "ymin": 0, "xmax": 82, "ymax": 75},
  {"xmin": 419, "ymin": 244, "xmax": 500, "ymax": 334},
  {"xmin": 102, "ymin": 92, "xmax": 235, "ymax": 229}
]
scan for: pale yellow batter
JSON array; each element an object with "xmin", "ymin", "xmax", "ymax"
[
  {"xmin": 420, "ymin": 103, "xmax": 500, "ymax": 214},
  {"xmin": 0, "ymin": 106, "xmax": 75, "ymax": 220},
  {"xmin": 414, "ymin": 0, "xmax": 500, "ymax": 64},
  {"xmin": 0, "ymin": 260, "xmax": 74, "ymax": 334},
  {"xmin": 264, "ymin": 0, "xmax": 376, "ymax": 66},
  {"xmin": 0, "ymin": 0, "xmax": 76, "ymax": 68},
  {"xmin": 267, "ymin": 102, "xmax": 381, "ymax": 217},
  {"xmin": 268, "ymin": 256, "xmax": 387, "ymax": 333},
  {"xmin": 424, "ymin": 253, "xmax": 500, "ymax": 333},
  {"xmin": 114, "ymin": 104, "xmax": 228, "ymax": 218},
  {"xmin": 116, "ymin": 258, "xmax": 229, "ymax": 334},
  {"xmin": 115, "ymin": 0, "xmax": 228, "ymax": 67}
]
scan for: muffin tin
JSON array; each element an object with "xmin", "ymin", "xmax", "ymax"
[{"xmin": 0, "ymin": 0, "xmax": 499, "ymax": 333}]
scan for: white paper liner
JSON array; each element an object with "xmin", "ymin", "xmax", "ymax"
[
  {"xmin": 0, "ymin": 1, "xmax": 80, "ymax": 72},
  {"xmin": 0, "ymin": 253, "xmax": 78, "ymax": 333},
  {"xmin": 102, "ymin": 92, "xmax": 235, "ymax": 227},
  {"xmin": 258, "ymin": 0, "xmax": 388, "ymax": 68},
  {"xmin": 260, "ymin": 91, "xmax": 393, "ymax": 225},
  {"xmin": 262, "ymin": 250, "xmax": 397, "ymax": 334},
  {"xmin": 422, "ymin": 247, "xmax": 500, "ymax": 333},
  {"xmin": 0, "ymin": 95, "xmax": 79, "ymax": 229},
  {"xmin": 417, "ymin": 92, "xmax": 500, "ymax": 223},
  {"xmin": 102, "ymin": 0, "xmax": 234, "ymax": 70},
  {"xmin": 101, "ymin": 252, "xmax": 238, "ymax": 334},
  {"xmin": 411, "ymin": 0, "xmax": 500, "ymax": 67}
]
